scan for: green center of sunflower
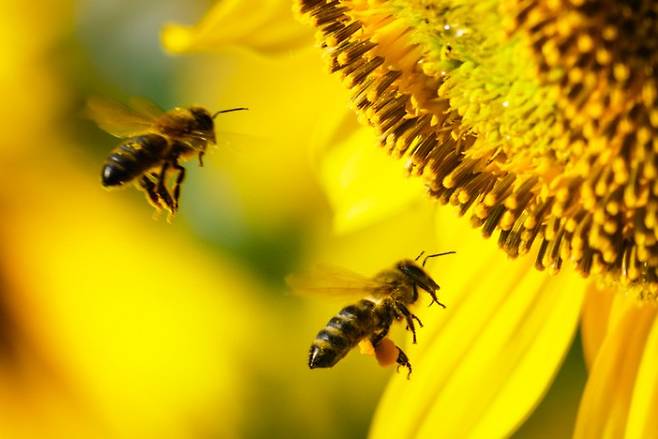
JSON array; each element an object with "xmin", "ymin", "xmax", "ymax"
[{"xmin": 297, "ymin": 0, "xmax": 658, "ymax": 296}]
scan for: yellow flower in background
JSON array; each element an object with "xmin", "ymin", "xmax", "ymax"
[
  {"xmin": 2, "ymin": 157, "xmax": 266, "ymax": 438},
  {"xmin": 1, "ymin": 0, "xmax": 393, "ymax": 437},
  {"xmin": 0, "ymin": 0, "xmax": 69, "ymax": 160},
  {"xmin": 168, "ymin": 0, "xmax": 658, "ymax": 437},
  {"xmin": 1, "ymin": 7, "xmax": 271, "ymax": 435},
  {"xmin": 162, "ymin": 0, "xmax": 312, "ymax": 54}
]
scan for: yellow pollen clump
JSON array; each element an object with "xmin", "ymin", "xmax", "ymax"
[{"xmin": 296, "ymin": 0, "xmax": 658, "ymax": 297}]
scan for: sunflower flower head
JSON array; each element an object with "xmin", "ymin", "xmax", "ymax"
[{"xmin": 296, "ymin": 0, "xmax": 658, "ymax": 297}]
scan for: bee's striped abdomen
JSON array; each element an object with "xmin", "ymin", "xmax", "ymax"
[
  {"xmin": 308, "ymin": 299, "xmax": 376, "ymax": 369},
  {"xmin": 101, "ymin": 134, "xmax": 168, "ymax": 187}
]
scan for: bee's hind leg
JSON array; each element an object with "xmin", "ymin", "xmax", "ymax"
[
  {"xmin": 171, "ymin": 159, "xmax": 186, "ymax": 212},
  {"xmin": 155, "ymin": 162, "xmax": 175, "ymax": 217},
  {"xmin": 369, "ymin": 327, "xmax": 390, "ymax": 348},
  {"xmin": 395, "ymin": 347, "xmax": 413, "ymax": 379},
  {"xmin": 138, "ymin": 174, "xmax": 163, "ymax": 211}
]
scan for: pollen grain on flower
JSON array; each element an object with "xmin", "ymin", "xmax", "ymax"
[{"xmin": 296, "ymin": 0, "xmax": 658, "ymax": 296}]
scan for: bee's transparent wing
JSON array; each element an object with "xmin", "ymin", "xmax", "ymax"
[
  {"xmin": 210, "ymin": 131, "xmax": 269, "ymax": 157},
  {"xmin": 127, "ymin": 96, "xmax": 165, "ymax": 120},
  {"xmin": 286, "ymin": 264, "xmax": 381, "ymax": 297},
  {"xmin": 86, "ymin": 97, "xmax": 157, "ymax": 138}
]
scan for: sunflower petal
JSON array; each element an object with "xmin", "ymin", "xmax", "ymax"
[
  {"xmin": 1, "ymin": 157, "xmax": 267, "ymax": 437},
  {"xmin": 626, "ymin": 310, "xmax": 658, "ymax": 438},
  {"xmin": 179, "ymin": 45, "xmax": 350, "ymax": 224},
  {"xmin": 580, "ymin": 284, "xmax": 615, "ymax": 370},
  {"xmin": 162, "ymin": 0, "xmax": 312, "ymax": 55},
  {"xmin": 574, "ymin": 299, "xmax": 657, "ymax": 439},
  {"xmin": 370, "ymin": 210, "xmax": 586, "ymax": 438},
  {"xmin": 320, "ymin": 127, "xmax": 425, "ymax": 234}
]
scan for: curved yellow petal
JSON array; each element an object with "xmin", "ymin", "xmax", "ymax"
[
  {"xmin": 0, "ymin": 154, "xmax": 268, "ymax": 437},
  {"xmin": 313, "ymin": 197, "xmax": 438, "ymax": 276},
  {"xmin": 162, "ymin": 0, "xmax": 312, "ymax": 55},
  {"xmin": 574, "ymin": 299, "xmax": 657, "ymax": 439},
  {"xmin": 626, "ymin": 309, "xmax": 658, "ymax": 438},
  {"xmin": 0, "ymin": 1, "xmax": 67, "ymax": 160},
  {"xmin": 320, "ymin": 126, "xmax": 426, "ymax": 234},
  {"xmin": 581, "ymin": 284, "xmax": 615, "ymax": 370},
  {"xmin": 370, "ymin": 209, "xmax": 586, "ymax": 438},
  {"xmin": 178, "ymin": 46, "xmax": 350, "ymax": 225}
]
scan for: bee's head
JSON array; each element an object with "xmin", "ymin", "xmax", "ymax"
[
  {"xmin": 189, "ymin": 107, "xmax": 216, "ymax": 143},
  {"xmin": 396, "ymin": 251, "xmax": 455, "ymax": 307},
  {"xmin": 396, "ymin": 260, "xmax": 440, "ymax": 296},
  {"xmin": 189, "ymin": 106, "xmax": 247, "ymax": 144}
]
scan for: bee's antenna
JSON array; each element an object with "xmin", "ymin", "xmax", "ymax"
[
  {"xmin": 212, "ymin": 107, "xmax": 249, "ymax": 119},
  {"xmin": 414, "ymin": 250, "xmax": 426, "ymax": 262},
  {"xmin": 422, "ymin": 251, "xmax": 456, "ymax": 267}
]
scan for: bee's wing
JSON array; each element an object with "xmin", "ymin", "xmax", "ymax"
[
  {"xmin": 86, "ymin": 97, "xmax": 157, "ymax": 138},
  {"xmin": 286, "ymin": 264, "xmax": 381, "ymax": 297},
  {"xmin": 127, "ymin": 96, "xmax": 165, "ymax": 120}
]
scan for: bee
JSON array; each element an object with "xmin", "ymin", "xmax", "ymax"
[
  {"xmin": 87, "ymin": 97, "xmax": 247, "ymax": 217},
  {"xmin": 287, "ymin": 251, "xmax": 455, "ymax": 378}
]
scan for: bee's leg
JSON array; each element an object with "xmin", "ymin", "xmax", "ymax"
[
  {"xmin": 197, "ymin": 150, "xmax": 205, "ymax": 167},
  {"xmin": 400, "ymin": 296, "xmax": 424, "ymax": 328},
  {"xmin": 369, "ymin": 326, "xmax": 391, "ymax": 347},
  {"xmin": 395, "ymin": 347, "xmax": 412, "ymax": 379},
  {"xmin": 429, "ymin": 297, "xmax": 447, "ymax": 308},
  {"xmin": 396, "ymin": 304, "xmax": 419, "ymax": 344},
  {"xmin": 425, "ymin": 284, "xmax": 447, "ymax": 308},
  {"xmin": 155, "ymin": 162, "xmax": 175, "ymax": 215},
  {"xmin": 171, "ymin": 160, "xmax": 186, "ymax": 211},
  {"xmin": 370, "ymin": 309, "xmax": 394, "ymax": 347},
  {"xmin": 138, "ymin": 174, "xmax": 163, "ymax": 211}
]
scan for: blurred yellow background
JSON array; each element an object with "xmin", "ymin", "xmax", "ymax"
[{"xmin": 0, "ymin": 0, "xmax": 589, "ymax": 437}]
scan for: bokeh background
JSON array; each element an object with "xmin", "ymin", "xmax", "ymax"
[{"xmin": 1, "ymin": 0, "xmax": 588, "ymax": 437}]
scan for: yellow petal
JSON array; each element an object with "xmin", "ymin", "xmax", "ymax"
[
  {"xmin": 581, "ymin": 283, "xmax": 615, "ymax": 370},
  {"xmin": 370, "ymin": 208, "xmax": 586, "ymax": 438},
  {"xmin": 574, "ymin": 299, "xmax": 656, "ymax": 439},
  {"xmin": 312, "ymin": 196, "xmax": 438, "ymax": 278},
  {"xmin": 320, "ymin": 126, "xmax": 426, "ymax": 234},
  {"xmin": 162, "ymin": 0, "xmax": 312, "ymax": 55},
  {"xmin": 0, "ymin": 1, "xmax": 67, "ymax": 160},
  {"xmin": 626, "ymin": 308, "xmax": 658, "ymax": 438},
  {"xmin": 0, "ymin": 155, "xmax": 268, "ymax": 437},
  {"xmin": 178, "ymin": 46, "xmax": 350, "ymax": 226}
]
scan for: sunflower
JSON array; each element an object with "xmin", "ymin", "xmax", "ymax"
[{"xmin": 166, "ymin": 0, "xmax": 658, "ymax": 437}]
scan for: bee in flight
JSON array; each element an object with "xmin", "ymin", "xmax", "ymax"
[
  {"xmin": 87, "ymin": 97, "xmax": 247, "ymax": 218},
  {"xmin": 287, "ymin": 251, "xmax": 455, "ymax": 378}
]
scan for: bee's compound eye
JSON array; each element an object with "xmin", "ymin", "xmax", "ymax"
[
  {"xmin": 101, "ymin": 164, "xmax": 129, "ymax": 187},
  {"xmin": 190, "ymin": 108, "xmax": 213, "ymax": 131}
]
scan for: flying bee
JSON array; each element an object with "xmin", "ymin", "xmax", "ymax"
[
  {"xmin": 287, "ymin": 251, "xmax": 455, "ymax": 378},
  {"xmin": 87, "ymin": 97, "xmax": 247, "ymax": 217}
]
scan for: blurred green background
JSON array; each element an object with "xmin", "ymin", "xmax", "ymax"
[{"xmin": 0, "ymin": 0, "xmax": 587, "ymax": 437}]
